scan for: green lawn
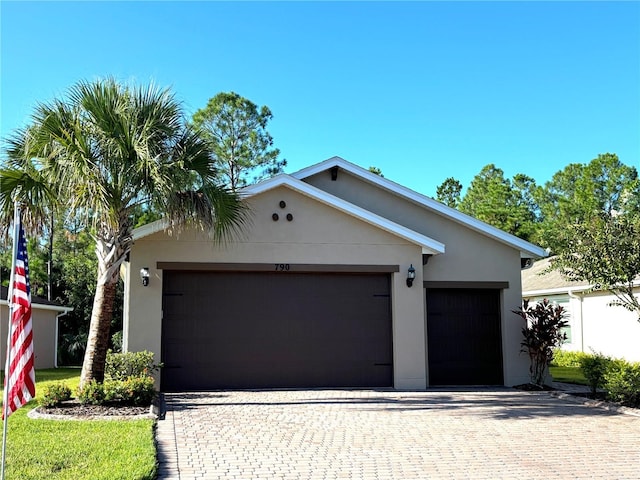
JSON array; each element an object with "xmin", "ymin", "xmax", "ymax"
[
  {"xmin": 0, "ymin": 369, "xmax": 157, "ymax": 480},
  {"xmin": 549, "ymin": 366, "xmax": 589, "ymax": 385}
]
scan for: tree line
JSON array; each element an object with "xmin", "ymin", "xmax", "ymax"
[
  {"xmin": 435, "ymin": 153, "xmax": 639, "ymax": 254},
  {"xmin": 436, "ymin": 154, "xmax": 640, "ymax": 318}
]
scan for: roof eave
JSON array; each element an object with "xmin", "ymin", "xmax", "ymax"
[
  {"xmin": 292, "ymin": 157, "xmax": 548, "ymax": 259},
  {"xmin": 0, "ymin": 300, "xmax": 73, "ymax": 313}
]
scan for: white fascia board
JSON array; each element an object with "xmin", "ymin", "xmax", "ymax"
[
  {"xmin": 292, "ymin": 157, "xmax": 548, "ymax": 259},
  {"xmin": 0, "ymin": 300, "xmax": 73, "ymax": 313},
  {"xmin": 522, "ymin": 286, "xmax": 591, "ymax": 297},
  {"xmin": 523, "ymin": 280, "xmax": 640, "ymax": 298},
  {"xmin": 132, "ymin": 219, "xmax": 170, "ymax": 241},
  {"xmin": 241, "ymin": 175, "xmax": 445, "ymax": 255}
]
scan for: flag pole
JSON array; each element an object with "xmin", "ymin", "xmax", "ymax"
[{"xmin": 1, "ymin": 201, "xmax": 20, "ymax": 480}]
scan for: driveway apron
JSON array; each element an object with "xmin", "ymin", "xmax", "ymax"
[{"xmin": 155, "ymin": 389, "xmax": 640, "ymax": 480}]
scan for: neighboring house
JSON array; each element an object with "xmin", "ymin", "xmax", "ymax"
[
  {"xmin": 123, "ymin": 157, "xmax": 547, "ymax": 391},
  {"xmin": 0, "ymin": 286, "xmax": 73, "ymax": 369},
  {"xmin": 522, "ymin": 256, "xmax": 640, "ymax": 362}
]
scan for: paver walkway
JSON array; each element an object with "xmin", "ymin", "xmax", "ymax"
[{"xmin": 155, "ymin": 388, "xmax": 640, "ymax": 480}]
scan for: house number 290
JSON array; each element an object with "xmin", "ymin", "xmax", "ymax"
[{"xmin": 275, "ymin": 263, "xmax": 290, "ymax": 271}]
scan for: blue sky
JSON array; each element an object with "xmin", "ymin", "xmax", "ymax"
[{"xmin": 1, "ymin": 1, "xmax": 639, "ymax": 197}]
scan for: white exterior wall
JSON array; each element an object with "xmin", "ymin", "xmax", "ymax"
[
  {"xmin": 0, "ymin": 304, "xmax": 60, "ymax": 370},
  {"xmin": 537, "ymin": 290, "xmax": 640, "ymax": 362}
]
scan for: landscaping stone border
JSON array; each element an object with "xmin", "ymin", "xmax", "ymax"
[{"xmin": 27, "ymin": 403, "xmax": 159, "ymax": 421}]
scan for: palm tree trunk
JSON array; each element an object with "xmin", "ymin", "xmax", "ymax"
[
  {"xmin": 80, "ymin": 279, "xmax": 118, "ymax": 387},
  {"xmin": 79, "ymin": 221, "xmax": 131, "ymax": 388}
]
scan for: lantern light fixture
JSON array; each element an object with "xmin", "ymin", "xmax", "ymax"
[
  {"xmin": 406, "ymin": 264, "xmax": 416, "ymax": 288},
  {"xmin": 140, "ymin": 267, "xmax": 150, "ymax": 287}
]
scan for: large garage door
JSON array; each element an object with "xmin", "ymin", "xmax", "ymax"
[
  {"xmin": 426, "ymin": 289, "xmax": 503, "ymax": 385},
  {"xmin": 161, "ymin": 271, "xmax": 392, "ymax": 391}
]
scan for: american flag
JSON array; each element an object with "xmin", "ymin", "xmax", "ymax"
[{"xmin": 3, "ymin": 219, "xmax": 35, "ymax": 418}]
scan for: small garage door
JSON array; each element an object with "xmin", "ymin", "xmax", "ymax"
[
  {"xmin": 426, "ymin": 289, "xmax": 503, "ymax": 385},
  {"xmin": 161, "ymin": 271, "xmax": 392, "ymax": 391}
]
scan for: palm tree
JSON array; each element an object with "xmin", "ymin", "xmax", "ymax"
[{"xmin": 1, "ymin": 78, "xmax": 247, "ymax": 387}]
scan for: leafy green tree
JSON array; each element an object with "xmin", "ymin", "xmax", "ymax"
[
  {"xmin": 550, "ymin": 213, "xmax": 640, "ymax": 319},
  {"xmin": 536, "ymin": 153, "xmax": 639, "ymax": 252},
  {"xmin": 510, "ymin": 173, "xmax": 540, "ymax": 241},
  {"xmin": 191, "ymin": 92, "xmax": 285, "ymax": 191},
  {"xmin": 0, "ymin": 78, "xmax": 247, "ymax": 386},
  {"xmin": 459, "ymin": 164, "xmax": 539, "ymax": 241},
  {"xmin": 435, "ymin": 177, "xmax": 462, "ymax": 208}
]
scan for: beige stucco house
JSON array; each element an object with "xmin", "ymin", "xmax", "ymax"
[
  {"xmin": 124, "ymin": 157, "xmax": 547, "ymax": 391},
  {"xmin": 522, "ymin": 256, "xmax": 640, "ymax": 362},
  {"xmin": 1, "ymin": 286, "xmax": 73, "ymax": 369}
]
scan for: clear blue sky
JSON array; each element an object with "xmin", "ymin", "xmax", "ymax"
[{"xmin": 1, "ymin": 1, "xmax": 639, "ymax": 197}]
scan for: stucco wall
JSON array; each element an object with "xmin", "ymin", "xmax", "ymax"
[
  {"xmin": 535, "ymin": 290, "xmax": 640, "ymax": 362},
  {"xmin": 126, "ymin": 186, "xmax": 428, "ymax": 389},
  {"xmin": 0, "ymin": 305, "xmax": 58, "ymax": 370},
  {"xmin": 305, "ymin": 170, "xmax": 530, "ymax": 386}
]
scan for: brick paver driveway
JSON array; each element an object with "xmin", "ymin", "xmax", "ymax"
[{"xmin": 155, "ymin": 389, "xmax": 640, "ymax": 479}]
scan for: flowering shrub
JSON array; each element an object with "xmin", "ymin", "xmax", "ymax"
[
  {"xmin": 77, "ymin": 380, "xmax": 106, "ymax": 405},
  {"xmin": 40, "ymin": 383, "xmax": 72, "ymax": 407}
]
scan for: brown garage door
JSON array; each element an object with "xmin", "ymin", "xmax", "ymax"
[
  {"xmin": 161, "ymin": 271, "xmax": 392, "ymax": 391},
  {"xmin": 426, "ymin": 289, "xmax": 503, "ymax": 385}
]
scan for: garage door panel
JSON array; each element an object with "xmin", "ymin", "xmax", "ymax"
[
  {"xmin": 427, "ymin": 289, "xmax": 503, "ymax": 386},
  {"xmin": 161, "ymin": 271, "xmax": 392, "ymax": 391}
]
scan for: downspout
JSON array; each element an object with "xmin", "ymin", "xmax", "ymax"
[
  {"xmin": 567, "ymin": 289, "xmax": 584, "ymax": 353},
  {"xmin": 54, "ymin": 310, "xmax": 70, "ymax": 368}
]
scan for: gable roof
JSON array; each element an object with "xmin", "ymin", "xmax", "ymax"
[
  {"xmin": 134, "ymin": 174, "xmax": 446, "ymax": 255},
  {"xmin": 292, "ymin": 156, "xmax": 548, "ymax": 259}
]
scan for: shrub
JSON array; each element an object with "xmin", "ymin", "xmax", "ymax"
[
  {"xmin": 105, "ymin": 350, "xmax": 162, "ymax": 381},
  {"xmin": 551, "ymin": 349, "xmax": 589, "ymax": 368},
  {"xmin": 604, "ymin": 361, "xmax": 640, "ymax": 408},
  {"xmin": 579, "ymin": 352, "xmax": 618, "ymax": 396},
  {"xmin": 120, "ymin": 376, "xmax": 156, "ymax": 406},
  {"xmin": 513, "ymin": 299, "xmax": 569, "ymax": 386},
  {"xmin": 40, "ymin": 383, "xmax": 72, "ymax": 408},
  {"xmin": 101, "ymin": 377, "xmax": 156, "ymax": 406},
  {"xmin": 77, "ymin": 380, "xmax": 105, "ymax": 405}
]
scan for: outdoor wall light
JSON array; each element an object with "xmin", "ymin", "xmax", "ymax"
[
  {"xmin": 406, "ymin": 264, "xmax": 416, "ymax": 288},
  {"xmin": 140, "ymin": 267, "xmax": 150, "ymax": 287}
]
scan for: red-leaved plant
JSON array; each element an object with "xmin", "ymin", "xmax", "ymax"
[{"xmin": 513, "ymin": 299, "xmax": 569, "ymax": 386}]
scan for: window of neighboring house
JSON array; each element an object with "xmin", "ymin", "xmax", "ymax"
[{"xmin": 530, "ymin": 295, "xmax": 573, "ymax": 344}]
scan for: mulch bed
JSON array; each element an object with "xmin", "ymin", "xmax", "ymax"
[
  {"xmin": 28, "ymin": 399, "xmax": 157, "ymax": 420},
  {"xmin": 41, "ymin": 400, "xmax": 150, "ymax": 417}
]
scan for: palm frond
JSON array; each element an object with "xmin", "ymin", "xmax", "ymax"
[{"xmin": 0, "ymin": 127, "xmax": 57, "ymax": 236}]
